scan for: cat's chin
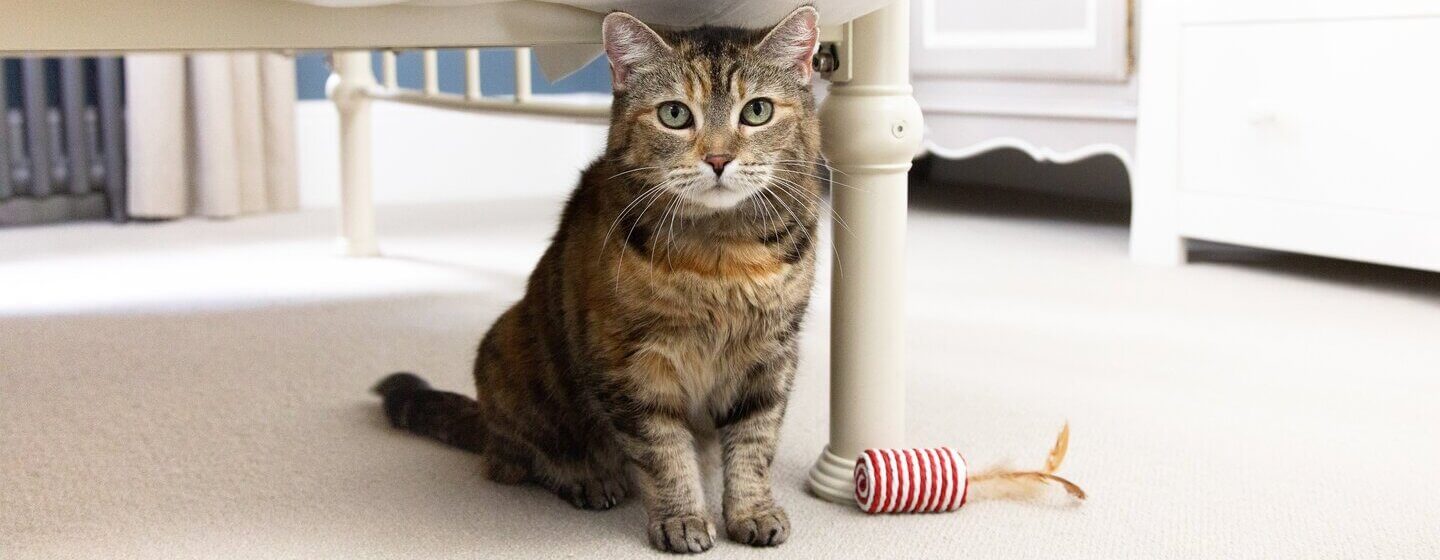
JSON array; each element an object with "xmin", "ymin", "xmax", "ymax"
[{"xmin": 679, "ymin": 185, "xmax": 755, "ymax": 212}]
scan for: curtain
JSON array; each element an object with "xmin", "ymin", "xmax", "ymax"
[{"xmin": 125, "ymin": 52, "xmax": 299, "ymax": 219}]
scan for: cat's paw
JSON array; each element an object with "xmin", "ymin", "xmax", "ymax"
[
  {"xmin": 725, "ymin": 505, "xmax": 790, "ymax": 547},
  {"xmin": 556, "ymin": 477, "xmax": 627, "ymax": 511},
  {"xmin": 648, "ymin": 513, "xmax": 715, "ymax": 553}
]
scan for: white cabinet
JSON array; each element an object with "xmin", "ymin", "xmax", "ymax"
[
  {"xmin": 911, "ymin": 0, "xmax": 1137, "ymax": 183},
  {"xmin": 912, "ymin": 0, "xmax": 1129, "ymax": 80},
  {"xmin": 1134, "ymin": 0, "xmax": 1440, "ymax": 271}
]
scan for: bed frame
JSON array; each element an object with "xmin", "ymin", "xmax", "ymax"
[{"xmin": 2, "ymin": 0, "xmax": 923, "ymax": 505}]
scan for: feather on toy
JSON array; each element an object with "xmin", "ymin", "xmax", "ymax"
[{"xmin": 854, "ymin": 424, "xmax": 1086, "ymax": 514}]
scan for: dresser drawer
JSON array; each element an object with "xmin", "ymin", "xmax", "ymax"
[
  {"xmin": 1181, "ymin": 0, "xmax": 1440, "ymax": 24},
  {"xmin": 1177, "ymin": 19, "xmax": 1440, "ymax": 216}
]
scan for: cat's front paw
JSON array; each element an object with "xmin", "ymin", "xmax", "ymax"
[
  {"xmin": 648, "ymin": 513, "xmax": 715, "ymax": 553},
  {"xmin": 556, "ymin": 477, "xmax": 628, "ymax": 511},
  {"xmin": 725, "ymin": 505, "xmax": 790, "ymax": 547}
]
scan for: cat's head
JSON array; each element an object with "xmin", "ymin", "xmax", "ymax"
[{"xmin": 602, "ymin": 7, "xmax": 822, "ymax": 212}]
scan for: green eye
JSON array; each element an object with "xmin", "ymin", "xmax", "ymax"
[
  {"xmin": 657, "ymin": 101, "xmax": 693, "ymax": 129},
  {"xmin": 740, "ymin": 98, "xmax": 773, "ymax": 126}
]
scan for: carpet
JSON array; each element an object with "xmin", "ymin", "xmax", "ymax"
[{"xmin": 3, "ymin": 191, "xmax": 1437, "ymax": 558}]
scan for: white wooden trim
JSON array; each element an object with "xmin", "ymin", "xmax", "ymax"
[
  {"xmin": 421, "ymin": 49, "xmax": 439, "ymax": 95},
  {"xmin": 920, "ymin": 102, "xmax": 1137, "ymax": 122},
  {"xmin": 920, "ymin": 0, "xmax": 1100, "ymax": 50},
  {"xmin": 911, "ymin": 0, "xmax": 1131, "ymax": 81},
  {"xmin": 464, "ymin": 49, "xmax": 482, "ymax": 100},
  {"xmin": 1179, "ymin": 192, "xmax": 1440, "ymax": 272},
  {"xmin": 1180, "ymin": 1, "xmax": 1440, "ymax": 25},
  {"xmin": 924, "ymin": 137, "xmax": 1133, "ymax": 169},
  {"xmin": 371, "ymin": 90, "xmax": 610, "ymax": 119}
]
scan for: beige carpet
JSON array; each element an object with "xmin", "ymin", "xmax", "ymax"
[{"xmin": 3, "ymin": 189, "xmax": 1438, "ymax": 559}]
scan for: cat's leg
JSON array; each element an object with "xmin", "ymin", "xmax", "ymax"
[
  {"xmin": 485, "ymin": 406, "xmax": 629, "ymax": 510},
  {"xmin": 716, "ymin": 357, "xmax": 793, "ymax": 547},
  {"xmin": 478, "ymin": 431, "xmax": 535, "ymax": 485},
  {"xmin": 529, "ymin": 441, "xmax": 629, "ymax": 511},
  {"xmin": 602, "ymin": 356, "xmax": 713, "ymax": 553},
  {"xmin": 544, "ymin": 466, "xmax": 629, "ymax": 511}
]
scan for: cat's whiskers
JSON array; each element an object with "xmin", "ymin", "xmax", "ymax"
[
  {"xmin": 758, "ymin": 184, "xmax": 831, "ymax": 278},
  {"xmin": 602, "ymin": 186, "xmax": 666, "ymax": 255},
  {"xmin": 770, "ymin": 166, "xmax": 867, "ymax": 193},
  {"xmin": 752, "ymin": 180, "xmax": 781, "ymax": 249},
  {"xmin": 767, "ymin": 174, "xmax": 853, "ymax": 237},
  {"xmin": 758, "ymin": 183, "xmax": 814, "ymax": 257},
  {"xmin": 770, "ymin": 158, "xmax": 849, "ymax": 177},
  {"xmin": 613, "ymin": 174, "xmax": 693, "ymax": 291},
  {"xmin": 764, "ymin": 177, "xmax": 845, "ymax": 277},
  {"xmin": 652, "ymin": 191, "xmax": 686, "ymax": 268},
  {"xmin": 601, "ymin": 176, "xmax": 683, "ymax": 255},
  {"xmin": 604, "ymin": 166, "xmax": 664, "ymax": 181},
  {"xmin": 662, "ymin": 192, "xmax": 686, "ymax": 270}
]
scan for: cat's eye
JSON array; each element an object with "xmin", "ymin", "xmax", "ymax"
[
  {"xmin": 740, "ymin": 98, "xmax": 774, "ymax": 126},
  {"xmin": 657, "ymin": 101, "xmax": 693, "ymax": 129}
]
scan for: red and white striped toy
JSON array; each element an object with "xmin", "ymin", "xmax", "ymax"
[
  {"xmin": 855, "ymin": 447, "xmax": 969, "ymax": 513},
  {"xmin": 853, "ymin": 425, "xmax": 1087, "ymax": 514}
]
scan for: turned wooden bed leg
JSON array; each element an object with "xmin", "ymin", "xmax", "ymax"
[
  {"xmin": 328, "ymin": 50, "xmax": 380, "ymax": 257},
  {"xmin": 807, "ymin": 0, "xmax": 924, "ymax": 504}
]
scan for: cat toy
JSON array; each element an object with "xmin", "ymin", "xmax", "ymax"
[{"xmin": 854, "ymin": 424, "xmax": 1086, "ymax": 514}]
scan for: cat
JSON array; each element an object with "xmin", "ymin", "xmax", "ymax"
[{"xmin": 372, "ymin": 6, "xmax": 822, "ymax": 553}]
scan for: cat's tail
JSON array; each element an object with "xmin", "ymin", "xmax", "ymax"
[{"xmin": 371, "ymin": 372, "xmax": 486, "ymax": 454}]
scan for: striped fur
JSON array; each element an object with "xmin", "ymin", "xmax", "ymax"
[{"xmin": 374, "ymin": 7, "xmax": 822, "ymax": 553}]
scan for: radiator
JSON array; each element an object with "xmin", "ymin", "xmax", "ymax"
[{"xmin": 0, "ymin": 57, "xmax": 126, "ymax": 225}]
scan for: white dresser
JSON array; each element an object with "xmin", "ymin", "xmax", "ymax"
[
  {"xmin": 1132, "ymin": 0, "xmax": 1440, "ymax": 271},
  {"xmin": 910, "ymin": 0, "xmax": 1137, "ymax": 173}
]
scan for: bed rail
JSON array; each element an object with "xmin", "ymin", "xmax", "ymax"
[{"xmin": 360, "ymin": 48, "xmax": 610, "ymax": 119}]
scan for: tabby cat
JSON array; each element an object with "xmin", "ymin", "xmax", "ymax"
[{"xmin": 372, "ymin": 7, "xmax": 823, "ymax": 553}]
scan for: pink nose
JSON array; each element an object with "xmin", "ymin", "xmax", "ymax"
[{"xmin": 703, "ymin": 154, "xmax": 734, "ymax": 175}]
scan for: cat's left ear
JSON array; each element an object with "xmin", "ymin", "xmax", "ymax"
[{"xmin": 756, "ymin": 6, "xmax": 820, "ymax": 82}]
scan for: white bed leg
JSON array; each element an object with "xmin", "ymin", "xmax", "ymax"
[
  {"xmin": 328, "ymin": 50, "xmax": 379, "ymax": 257},
  {"xmin": 807, "ymin": 0, "xmax": 924, "ymax": 504}
]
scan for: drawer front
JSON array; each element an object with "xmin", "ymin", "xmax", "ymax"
[
  {"xmin": 1182, "ymin": 0, "xmax": 1440, "ymax": 24},
  {"xmin": 1178, "ymin": 19, "xmax": 1440, "ymax": 217}
]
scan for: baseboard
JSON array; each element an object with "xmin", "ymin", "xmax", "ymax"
[
  {"xmin": 0, "ymin": 193, "xmax": 110, "ymax": 226},
  {"xmin": 295, "ymin": 99, "xmax": 608, "ymax": 208}
]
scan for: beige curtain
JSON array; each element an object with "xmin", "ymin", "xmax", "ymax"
[{"xmin": 124, "ymin": 52, "xmax": 299, "ymax": 219}]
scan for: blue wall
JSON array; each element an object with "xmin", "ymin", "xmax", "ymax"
[{"xmin": 295, "ymin": 49, "xmax": 611, "ymax": 100}]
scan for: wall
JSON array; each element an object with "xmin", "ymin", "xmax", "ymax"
[
  {"xmin": 295, "ymin": 100, "xmax": 607, "ymax": 208},
  {"xmin": 292, "ymin": 50, "xmax": 611, "ymax": 209}
]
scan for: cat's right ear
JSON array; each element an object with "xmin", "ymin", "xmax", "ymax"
[{"xmin": 602, "ymin": 12, "xmax": 670, "ymax": 92}]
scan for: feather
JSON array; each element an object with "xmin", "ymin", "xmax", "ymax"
[
  {"xmin": 1044, "ymin": 422, "xmax": 1070, "ymax": 474},
  {"xmin": 968, "ymin": 470, "xmax": 1087, "ymax": 502},
  {"xmin": 966, "ymin": 424, "xmax": 1086, "ymax": 504}
]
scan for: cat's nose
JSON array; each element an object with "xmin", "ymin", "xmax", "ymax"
[{"xmin": 703, "ymin": 154, "xmax": 734, "ymax": 175}]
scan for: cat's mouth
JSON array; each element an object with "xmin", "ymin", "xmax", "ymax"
[{"xmin": 680, "ymin": 179, "xmax": 754, "ymax": 210}]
